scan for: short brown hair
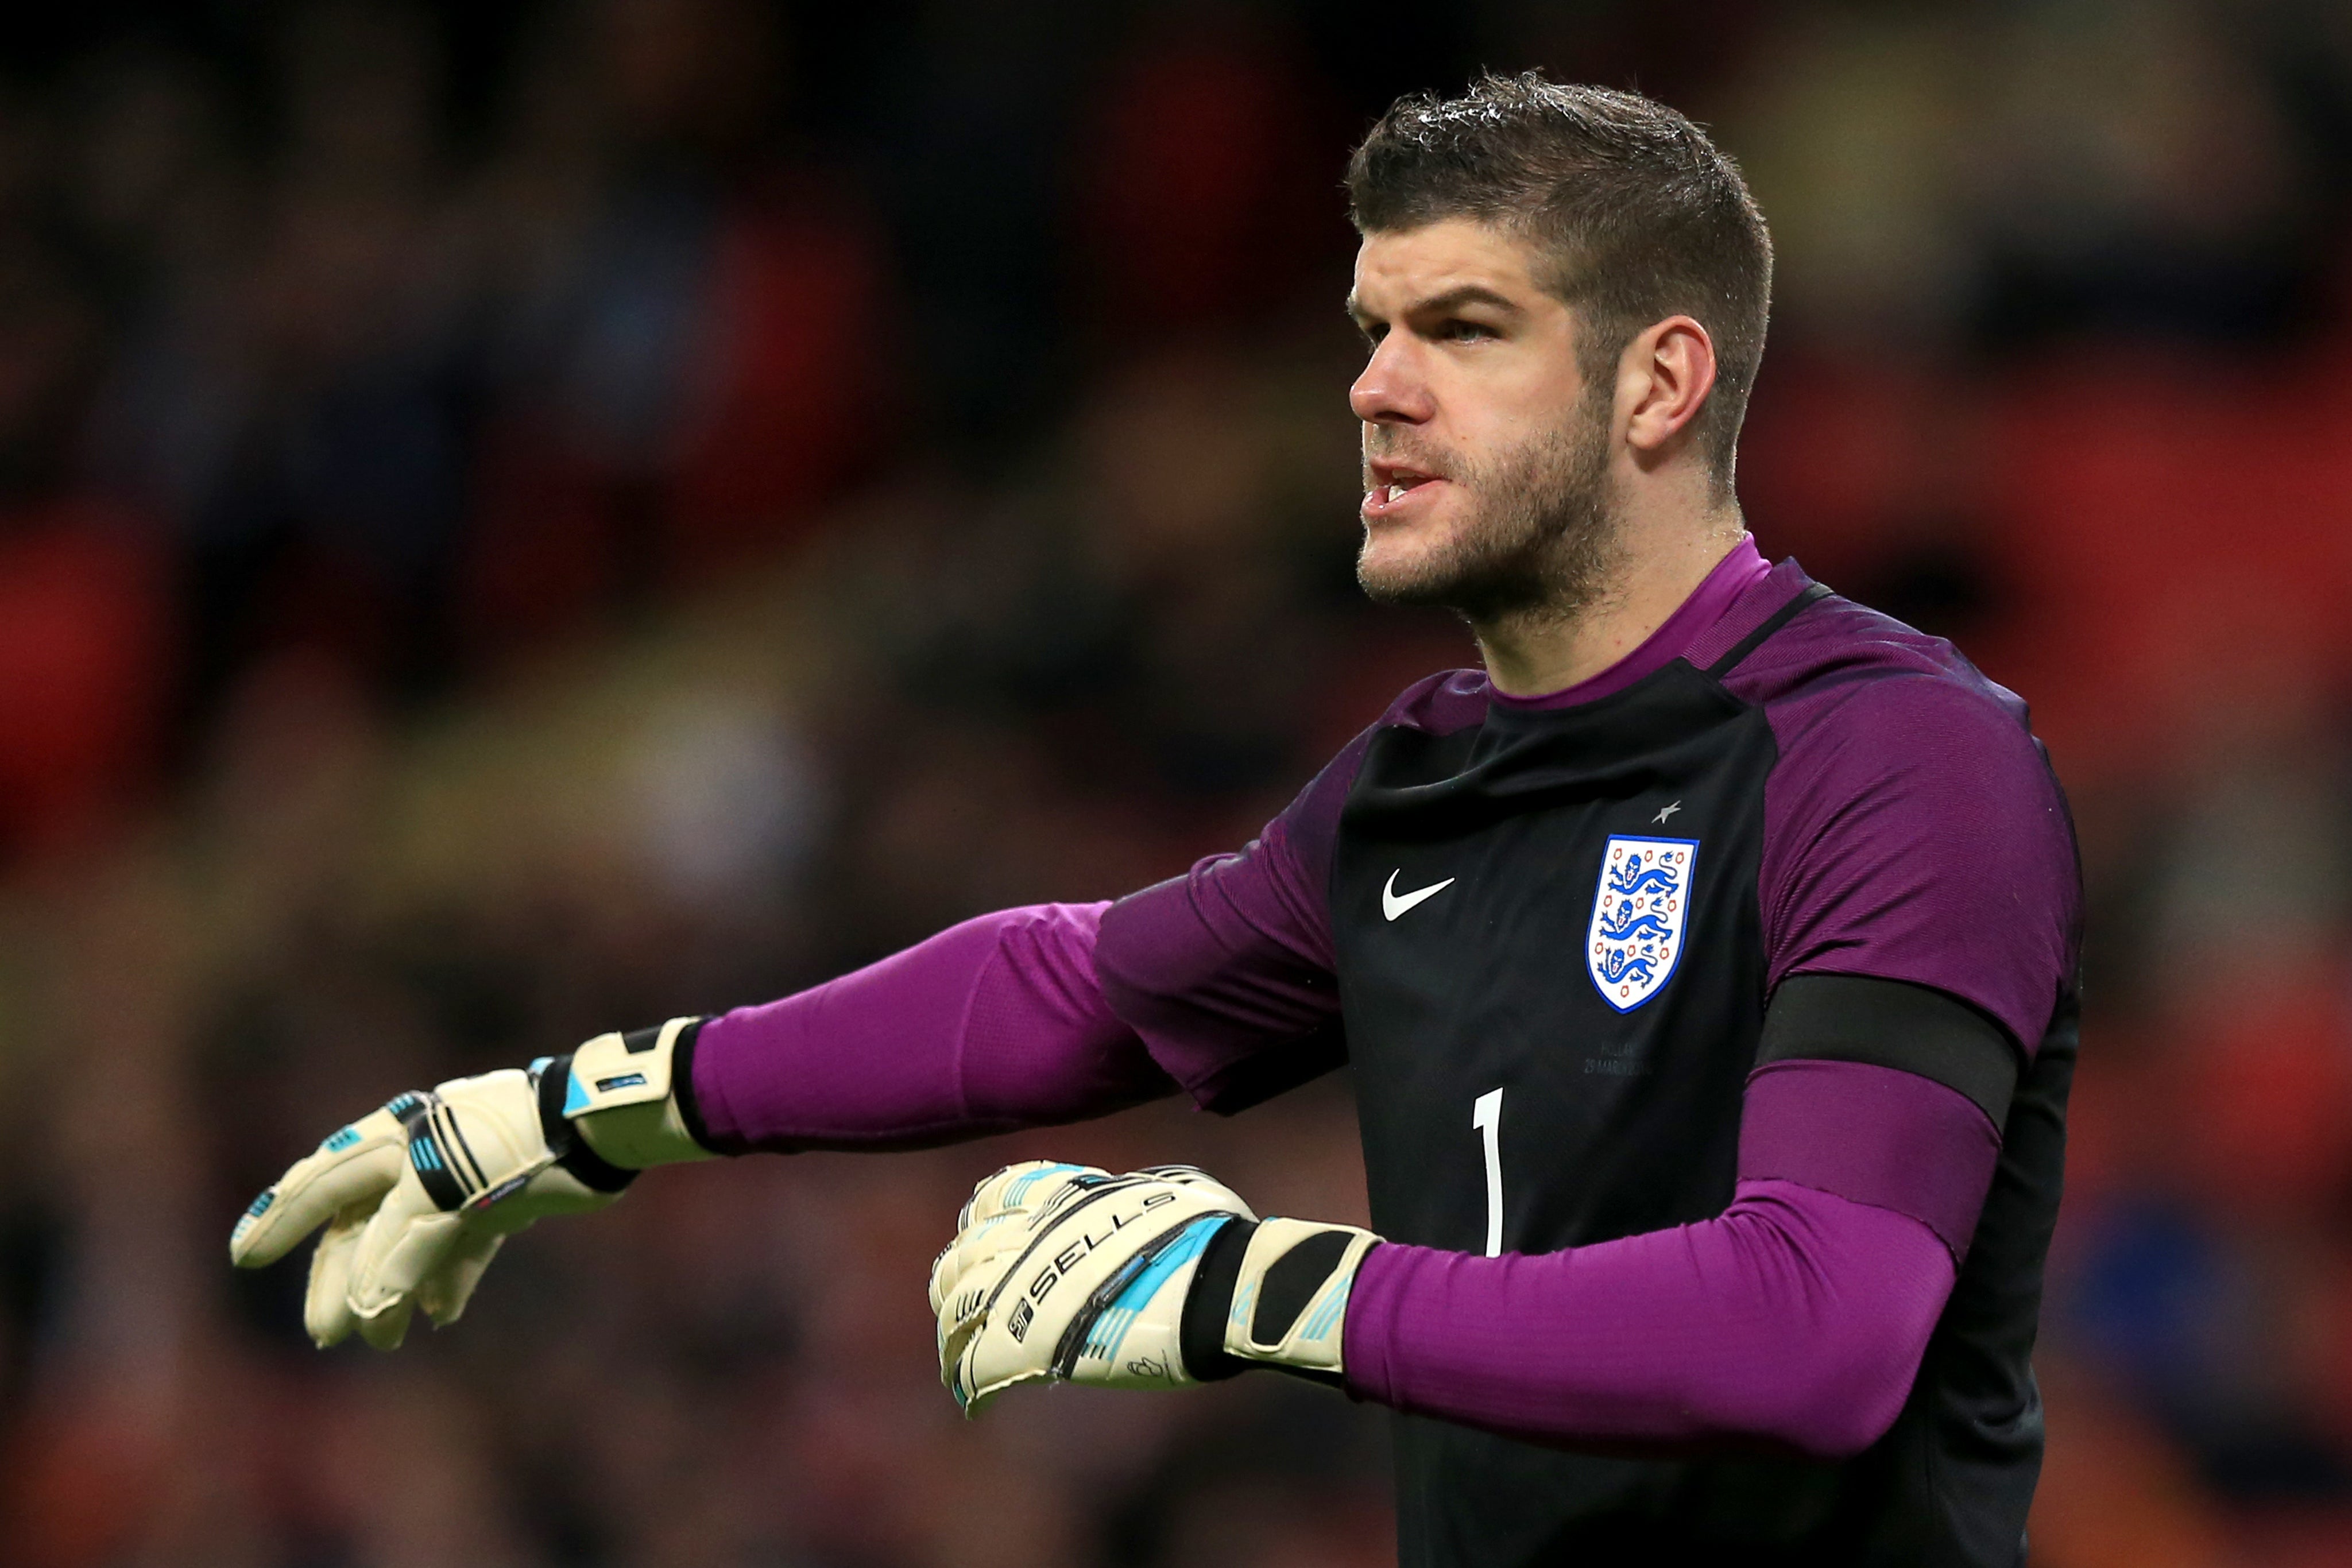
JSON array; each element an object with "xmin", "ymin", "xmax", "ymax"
[{"xmin": 1347, "ymin": 73, "xmax": 1771, "ymax": 498}]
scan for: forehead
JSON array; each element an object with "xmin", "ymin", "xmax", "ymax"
[{"xmin": 1350, "ymin": 217, "xmax": 1551, "ymax": 315}]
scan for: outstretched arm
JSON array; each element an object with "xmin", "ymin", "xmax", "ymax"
[
  {"xmin": 693, "ymin": 725, "xmax": 1368, "ymax": 1147},
  {"xmin": 231, "ymin": 727, "xmax": 1365, "ymax": 1348},
  {"xmin": 684, "ymin": 903, "xmax": 1175, "ymax": 1153}
]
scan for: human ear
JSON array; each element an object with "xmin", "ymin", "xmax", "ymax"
[{"xmin": 1620, "ymin": 316, "xmax": 1718, "ymax": 456}]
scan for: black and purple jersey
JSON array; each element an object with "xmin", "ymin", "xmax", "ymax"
[{"xmin": 686, "ymin": 536, "xmax": 2083, "ymax": 1567}]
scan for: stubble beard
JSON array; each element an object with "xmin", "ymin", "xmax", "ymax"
[{"xmin": 1356, "ymin": 391, "xmax": 1623, "ymax": 633}]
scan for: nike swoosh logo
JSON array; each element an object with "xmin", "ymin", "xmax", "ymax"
[{"xmin": 1382, "ymin": 870, "xmax": 1456, "ymax": 922}]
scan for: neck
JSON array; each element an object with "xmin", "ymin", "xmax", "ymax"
[{"xmin": 1474, "ymin": 509, "xmax": 1748, "ymax": 696}]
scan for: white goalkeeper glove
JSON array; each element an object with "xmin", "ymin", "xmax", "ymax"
[
  {"xmin": 930, "ymin": 1160, "xmax": 1380, "ymax": 1415},
  {"xmin": 228, "ymin": 1017, "xmax": 714, "ymax": 1349}
]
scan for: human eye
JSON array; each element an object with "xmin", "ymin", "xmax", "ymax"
[{"xmin": 1438, "ymin": 318, "xmax": 1498, "ymax": 343}]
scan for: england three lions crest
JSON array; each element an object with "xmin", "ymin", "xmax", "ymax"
[{"xmin": 1587, "ymin": 835, "xmax": 1699, "ymax": 1011}]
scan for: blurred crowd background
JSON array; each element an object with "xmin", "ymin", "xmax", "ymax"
[{"xmin": 1, "ymin": 1, "xmax": 2350, "ymax": 1563}]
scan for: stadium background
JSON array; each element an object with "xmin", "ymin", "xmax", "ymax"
[{"xmin": 0, "ymin": 1, "xmax": 2348, "ymax": 1563}]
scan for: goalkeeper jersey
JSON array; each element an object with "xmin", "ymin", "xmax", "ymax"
[{"xmin": 1089, "ymin": 538, "xmax": 2080, "ymax": 1566}]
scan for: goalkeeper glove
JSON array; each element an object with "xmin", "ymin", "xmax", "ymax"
[
  {"xmin": 930, "ymin": 1160, "xmax": 1379, "ymax": 1415},
  {"xmin": 227, "ymin": 1017, "xmax": 714, "ymax": 1349}
]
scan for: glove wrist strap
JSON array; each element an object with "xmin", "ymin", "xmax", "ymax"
[
  {"xmin": 1179, "ymin": 1218, "xmax": 1255, "ymax": 1381},
  {"xmin": 559, "ymin": 1017, "xmax": 718, "ymax": 1170},
  {"xmin": 1220, "ymin": 1217, "xmax": 1380, "ymax": 1381},
  {"xmin": 533, "ymin": 1059, "xmax": 639, "ymax": 1194}
]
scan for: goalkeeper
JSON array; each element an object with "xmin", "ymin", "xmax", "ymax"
[{"xmin": 234, "ymin": 75, "xmax": 2079, "ymax": 1567}]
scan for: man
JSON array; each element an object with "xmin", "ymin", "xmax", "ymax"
[{"xmin": 234, "ymin": 74, "xmax": 2079, "ymax": 1566}]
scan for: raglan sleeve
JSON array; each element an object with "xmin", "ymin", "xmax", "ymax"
[
  {"xmin": 1758, "ymin": 669, "xmax": 2080, "ymax": 1062},
  {"xmin": 1726, "ymin": 667, "xmax": 2082, "ymax": 1259}
]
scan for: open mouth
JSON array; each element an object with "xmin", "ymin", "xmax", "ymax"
[{"xmin": 1363, "ymin": 464, "xmax": 1446, "ymax": 517}]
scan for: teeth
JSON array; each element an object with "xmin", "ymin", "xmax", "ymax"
[{"xmin": 1388, "ymin": 485, "xmax": 1406, "ymax": 501}]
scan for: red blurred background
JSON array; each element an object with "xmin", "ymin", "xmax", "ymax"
[{"xmin": 1, "ymin": 2, "xmax": 2350, "ymax": 1564}]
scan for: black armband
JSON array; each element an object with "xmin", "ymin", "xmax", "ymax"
[{"xmin": 1759, "ymin": 974, "xmax": 2024, "ymax": 1126}]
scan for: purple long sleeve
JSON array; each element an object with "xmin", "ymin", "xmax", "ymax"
[
  {"xmin": 688, "ymin": 903, "xmax": 1175, "ymax": 1152},
  {"xmin": 1340, "ymin": 1059, "xmax": 2001, "ymax": 1458},
  {"xmin": 1343, "ymin": 1178, "xmax": 1953, "ymax": 1459}
]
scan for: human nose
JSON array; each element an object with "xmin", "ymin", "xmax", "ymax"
[{"xmin": 1349, "ymin": 335, "xmax": 1433, "ymax": 427}]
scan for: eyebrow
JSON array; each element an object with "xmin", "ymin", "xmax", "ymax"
[{"xmin": 1348, "ymin": 283, "xmax": 1524, "ymax": 326}]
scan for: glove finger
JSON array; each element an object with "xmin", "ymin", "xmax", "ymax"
[
  {"xmin": 933, "ymin": 1233, "xmax": 1002, "ymax": 1363},
  {"xmin": 959, "ymin": 1161, "xmax": 1098, "ymax": 1230},
  {"xmin": 946, "ymin": 1333, "xmax": 974, "ymax": 1412},
  {"xmin": 416, "ymin": 1229, "xmax": 506, "ymax": 1327},
  {"xmin": 934, "ymin": 1166, "xmax": 1109, "ymax": 1358},
  {"xmin": 346, "ymin": 1167, "xmax": 466, "ymax": 1331},
  {"xmin": 303, "ymin": 1211, "xmax": 369, "ymax": 1348},
  {"xmin": 928, "ymin": 1205, "xmax": 1022, "ymax": 1308},
  {"xmin": 1134, "ymin": 1165, "xmax": 1256, "ymax": 1220},
  {"xmin": 928, "ymin": 1237, "xmax": 958, "ymax": 1318},
  {"xmin": 938, "ymin": 1296, "xmax": 992, "ymax": 1375},
  {"xmin": 930, "ymin": 1210, "xmax": 1030, "ymax": 1335},
  {"xmin": 357, "ymin": 1295, "xmax": 415, "ymax": 1352},
  {"xmin": 947, "ymin": 1327, "xmax": 990, "ymax": 1414},
  {"xmin": 953, "ymin": 1334, "xmax": 1036, "ymax": 1419},
  {"xmin": 230, "ymin": 1102, "xmax": 415, "ymax": 1267}
]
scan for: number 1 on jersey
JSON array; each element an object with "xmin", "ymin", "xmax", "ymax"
[{"xmin": 1473, "ymin": 1088, "xmax": 1504, "ymax": 1257}]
